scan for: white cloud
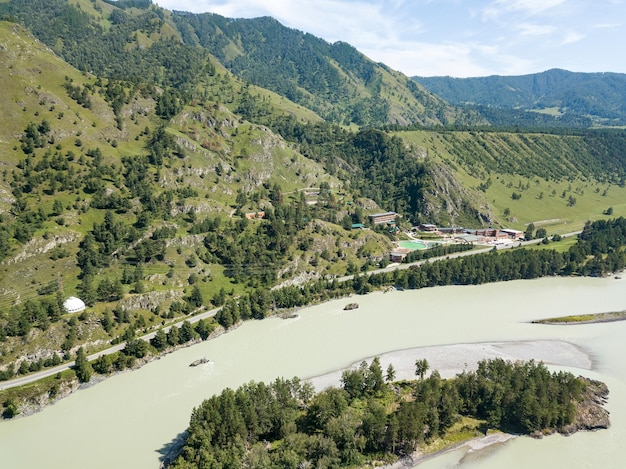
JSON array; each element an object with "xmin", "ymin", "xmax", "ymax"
[
  {"xmin": 593, "ymin": 22, "xmax": 622, "ymax": 29},
  {"xmin": 514, "ymin": 23, "xmax": 557, "ymax": 37},
  {"xmin": 481, "ymin": 0, "xmax": 570, "ymax": 24},
  {"xmin": 492, "ymin": 0, "xmax": 568, "ymax": 16},
  {"xmin": 559, "ymin": 30, "xmax": 585, "ymax": 45},
  {"xmin": 368, "ymin": 40, "xmax": 534, "ymax": 77},
  {"xmin": 157, "ymin": 0, "xmax": 412, "ymax": 47},
  {"xmin": 369, "ymin": 41, "xmax": 485, "ymax": 77}
]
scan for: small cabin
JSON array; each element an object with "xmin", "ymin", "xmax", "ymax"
[
  {"xmin": 389, "ymin": 248, "xmax": 411, "ymax": 263},
  {"xmin": 501, "ymin": 229, "xmax": 524, "ymax": 240},
  {"xmin": 244, "ymin": 211, "xmax": 265, "ymax": 220}
]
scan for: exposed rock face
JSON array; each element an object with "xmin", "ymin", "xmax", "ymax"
[
  {"xmin": 561, "ymin": 379, "xmax": 610, "ymax": 435},
  {"xmin": 16, "ymin": 379, "xmax": 81, "ymax": 419},
  {"xmin": 272, "ymin": 271, "xmax": 321, "ymax": 290},
  {"xmin": 424, "ymin": 163, "xmax": 494, "ymax": 227},
  {"xmin": 531, "ymin": 378, "xmax": 610, "ymax": 439},
  {"xmin": 117, "ymin": 289, "xmax": 183, "ymax": 311},
  {"xmin": 6, "ymin": 231, "xmax": 79, "ymax": 264}
]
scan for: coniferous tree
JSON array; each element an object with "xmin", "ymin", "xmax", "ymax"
[
  {"xmin": 415, "ymin": 358, "xmax": 429, "ymax": 380},
  {"xmin": 179, "ymin": 320, "xmax": 198, "ymax": 343},
  {"xmin": 150, "ymin": 329, "xmax": 167, "ymax": 351},
  {"xmin": 74, "ymin": 347, "xmax": 92, "ymax": 383}
]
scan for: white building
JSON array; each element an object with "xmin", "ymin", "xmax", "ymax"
[{"xmin": 63, "ymin": 296, "xmax": 86, "ymax": 313}]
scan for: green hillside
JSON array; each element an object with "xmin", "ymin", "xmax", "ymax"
[
  {"xmin": 395, "ymin": 129, "xmax": 626, "ymax": 232},
  {"xmin": 170, "ymin": 12, "xmax": 478, "ymax": 127},
  {"xmin": 413, "ymin": 69, "xmax": 626, "ymax": 128},
  {"xmin": 0, "ymin": 0, "xmax": 479, "ymax": 128},
  {"xmin": 0, "ymin": 19, "xmax": 398, "ymax": 380},
  {"xmin": 0, "ymin": 0, "xmax": 625, "ymax": 399}
]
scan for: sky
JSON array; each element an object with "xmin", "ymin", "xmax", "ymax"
[{"xmin": 152, "ymin": 0, "xmax": 626, "ymax": 78}]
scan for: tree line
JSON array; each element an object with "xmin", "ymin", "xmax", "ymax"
[
  {"xmin": 169, "ymin": 358, "xmax": 590, "ymax": 468},
  {"xmin": 2, "ymin": 216, "xmax": 623, "ymax": 383},
  {"xmin": 0, "ymin": 0, "xmax": 214, "ymax": 96},
  {"xmin": 212, "ymin": 217, "xmax": 626, "ymax": 329}
]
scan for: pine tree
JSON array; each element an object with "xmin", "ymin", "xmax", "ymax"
[
  {"xmin": 188, "ymin": 285, "xmax": 203, "ymax": 307},
  {"xmin": 180, "ymin": 320, "xmax": 198, "ymax": 343},
  {"xmin": 74, "ymin": 347, "xmax": 92, "ymax": 383},
  {"xmin": 151, "ymin": 329, "xmax": 167, "ymax": 350}
]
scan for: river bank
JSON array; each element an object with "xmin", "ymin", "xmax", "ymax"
[
  {"xmin": 160, "ymin": 338, "xmax": 607, "ymax": 469},
  {"xmin": 380, "ymin": 377, "xmax": 610, "ymax": 469},
  {"xmin": 0, "ymin": 315, "xmax": 600, "ymax": 421},
  {"xmin": 382, "ymin": 433, "xmax": 516, "ymax": 469},
  {"xmin": 0, "ymin": 322, "xmax": 237, "ymax": 421},
  {"xmin": 1, "ymin": 275, "xmax": 624, "ymax": 469},
  {"xmin": 532, "ymin": 310, "xmax": 626, "ymax": 325}
]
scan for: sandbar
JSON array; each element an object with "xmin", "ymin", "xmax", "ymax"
[{"xmin": 308, "ymin": 339, "xmax": 591, "ymax": 390}]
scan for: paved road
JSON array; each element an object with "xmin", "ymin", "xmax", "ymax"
[
  {"xmin": 0, "ymin": 306, "xmax": 222, "ymax": 391},
  {"xmin": 336, "ymin": 230, "xmax": 581, "ymax": 282},
  {"xmin": 1, "ymin": 231, "xmax": 580, "ymax": 391}
]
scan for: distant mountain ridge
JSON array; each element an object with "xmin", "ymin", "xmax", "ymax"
[
  {"xmin": 413, "ymin": 69, "xmax": 626, "ymax": 127},
  {"xmin": 0, "ymin": 0, "xmax": 478, "ymax": 128}
]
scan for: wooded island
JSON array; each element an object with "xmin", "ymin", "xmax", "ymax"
[{"xmin": 167, "ymin": 358, "xmax": 609, "ymax": 468}]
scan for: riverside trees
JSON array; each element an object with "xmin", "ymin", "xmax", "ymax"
[
  {"xmin": 73, "ymin": 347, "xmax": 92, "ymax": 383},
  {"xmin": 214, "ymin": 217, "xmax": 626, "ymax": 329}
]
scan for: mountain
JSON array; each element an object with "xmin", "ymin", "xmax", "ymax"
[
  {"xmin": 0, "ymin": 7, "xmax": 455, "ymax": 370},
  {"xmin": 169, "ymin": 12, "xmax": 479, "ymax": 127},
  {"xmin": 413, "ymin": 69, "xmax": 626, "ymax": 127},
  {"xmin": 0, "ymin": 0, "xmax": 478, "ymax": 128},
  {"xmin": 0, "ymin": 0, "xmax": 626, "ymax": 402},
  {"xmin": 0, "ymin": 19, "xmax": 390, "ymax": 356}
]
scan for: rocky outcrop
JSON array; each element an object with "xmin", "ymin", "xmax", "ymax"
[
  {"xmin": 530, "ymin": 378, "xmax": 610, "ymax": 439},
  {"xmin": 560, "ymin": 379, "xmax": 610, "ymax": 435},
  {"xmin": 189, "ymin": 357, "xmax": 210, "ymax": 367},
  {"xmin": 117, "ymin": 289, "xmax": 183, "ymax": 311},
  {"xmin": 424, "ymin": 163, "xmax": 494, "ymax": 227},
  {"xmin": 15, "ymin": 378, "xmax": 81, "ymax": 419},
  {"xmin": 6, "ymin": 231, "xmax": 79, "ymax": 264}
]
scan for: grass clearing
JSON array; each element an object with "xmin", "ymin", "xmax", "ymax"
[
  {"xmin": 530, "ymin": 107, "xmax": 563, "ymax": 116},
  {"xmin": 528, "ymin": 236, "xmax": 577, "ymax": 252},
  {"xmin": 422, "ymin": 416, "xmax": 486, "ymax": 454},
  {"xmin": 397, "ymin": 129, "xmax": 626, "ymax": 234}
]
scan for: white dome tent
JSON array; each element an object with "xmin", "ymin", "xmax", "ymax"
[{"xmin": 63, "ymin": 296, "xmax": 86, "ymax": 314}]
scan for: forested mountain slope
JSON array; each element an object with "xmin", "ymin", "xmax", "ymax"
[
  {"xmin": 0, "ymin": 0, "xmax": 625, "ymax": 397},
  {"xmin": 0, "ymin": 19, "xmax": 400, "ymax": 380},
  {"xmin": 413, "ymin": 69, "xmax": 626, "ymax": 127},
  {"xmin": 0, "ymin": 0, "xmax": 479, "ymax": 128},
  {"xmin": 170, "ymin": 12, "xmax": 479, "ymax": 127},
  {"xmin": 396, "ymin": 128, "xmax": 626, "ymax": 228}
]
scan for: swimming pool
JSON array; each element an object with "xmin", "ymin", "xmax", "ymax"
[{"xmin": 398, "ymin": 240, "xmax": 429, "ymax": 250}]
